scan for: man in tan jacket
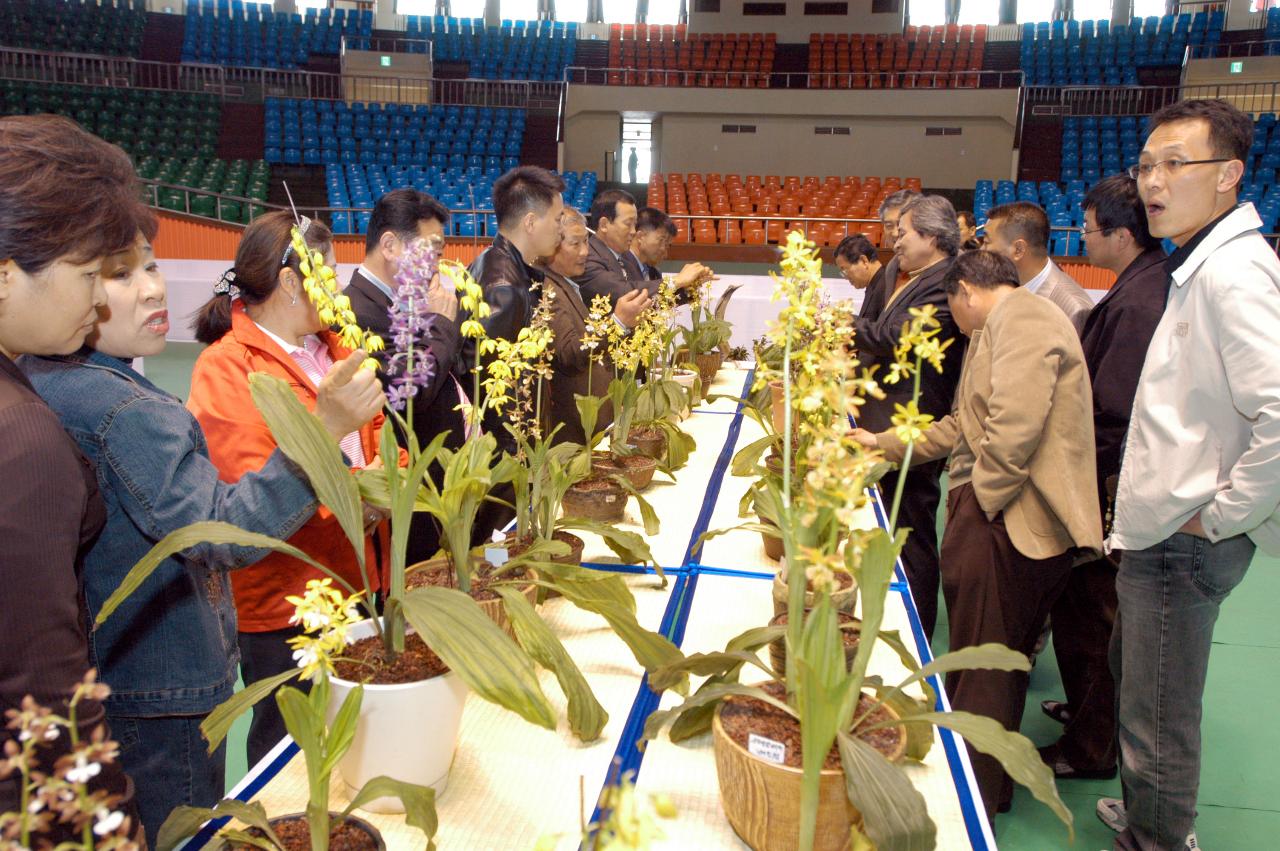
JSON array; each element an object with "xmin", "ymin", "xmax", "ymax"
[
  {"xmin": 854, "ymin": 250, "xmax": 1102, "ymax": 820},
  {"xmin": 541, "ymin": 208, "xmax": 650, "ymax": 444}
]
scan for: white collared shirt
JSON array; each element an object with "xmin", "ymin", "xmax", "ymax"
[
  {"xmin": 1109, "ymin": 203, "xmax": 1280, "ymax": 555},
  {"xmin": 1023, "ymin": 258, "xmax": 1052, "ymax": 294},
  {"xmin": 357, "ymin": 265, "xmax": 395, "ymax": 301}
]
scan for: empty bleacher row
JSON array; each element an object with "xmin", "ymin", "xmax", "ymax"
[
  {"xmin": 143, "ymin": 156, "xmax": 270, "ymax": 223},
  {"xmin": 403, "ymin": 15, "xmax": 577, "ymax": 81},
  {"xmin": 1020, "ymin": 12, "xmax": 1222, "ymax": 86},
  {"xmin": 0, "ymin": 79, "xmax": 219, "ymax": 160},
  {"xmin": 809, "ymin": 25, "xmax": 988, "ymax": 89},
  {"xmin": 181, "ymin": 0, "xmax": 372, "ymax": 69},
  {"xmin": 0, "ymin": 0, "xmax": 145, "ymax": 56},
  {"xmin": 603, "ymin": 26, "xmax": 776, "ymax": 88},
  {"xmin": 264, "ymin": 98, "xmax": 525, "ymax": 170},
  {"xmin": 324, "ymin": 163, "xmax": 596, "ymax": 236},
  {"xmin": 649, "ymin": 173, "xmax": 922, "ymax": 246}
]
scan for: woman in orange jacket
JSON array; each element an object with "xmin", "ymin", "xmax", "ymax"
[{"xmin": 188, "ymin": 211, "xmax": 391, "ymax": 768}]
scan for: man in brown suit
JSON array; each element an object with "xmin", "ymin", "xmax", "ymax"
[
  {"xmin": 542, "ymin": 208, "xmax": 651, "ymax": 444},
  {"xmin": 855, "ymin": 250, "xmax": 1102, "ymax": 820}
]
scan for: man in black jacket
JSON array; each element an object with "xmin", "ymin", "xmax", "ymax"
[
  {"xmin": 1037, "ymin": 174, "xmax": 1168, "ymax": 782},
  {"xmin": 464, "ymin": 165, "xmax": 565, "ymax": 455},
  {"xmin": 855, "ymin": 194, "xmax": 966, "ymax": 641},
  {"xmin": 579, "ymin": 189, "xmax": 640, "ymax": 306},
  {"xmin": 834, "ymin": 233, "xmax": 886, "ymax": 321},
  {"xmin": 345, "ymin": 188, "xmax": 461, "ymax": 563}
]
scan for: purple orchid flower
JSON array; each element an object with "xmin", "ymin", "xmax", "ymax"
[{"xmin": 384, "ymin": 237, "xmax": 442, "ymax": 411}]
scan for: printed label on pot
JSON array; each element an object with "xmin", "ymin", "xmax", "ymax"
[
  {"xmin": 748, "ymin": 733, "xmax": 786, "ymax": 764},
  {"xmin": 605, "ymin": 495, "xmax": 616, "ymax": 503},
  {"xmin": 485, "ymin": 547, "xmax": 509, "ymax": 567}
]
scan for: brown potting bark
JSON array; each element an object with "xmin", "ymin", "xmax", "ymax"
[
  {"xmin": 406, "ymin": 559, "xmax": 527, "ymax": 601},
  {"xmin": 235, "ymin": 816, "xmax": 381, "ymax": 851},
  {"xmin": 507, "ymin": 530, "xmax": 586, "ymax": 564},
  {"xmin": 333, "ymin": 632, "xmax": 449, "ymax": 686},
  {"xmin": 719, "ymin": 682, "xmax": 901, "ymax": 769}
]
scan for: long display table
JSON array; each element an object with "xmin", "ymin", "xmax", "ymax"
[{"xmin": 182, "ymin": 367, "xmax": 996, "ymax": 850}]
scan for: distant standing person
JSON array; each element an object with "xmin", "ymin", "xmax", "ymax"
[{"xmin": 627, "ymin": 148, "xmax": 639, "ymax": 184}]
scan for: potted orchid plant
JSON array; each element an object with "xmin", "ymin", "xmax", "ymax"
[
  {"xmin": 156, "ymin": 580, "xmax": 438, "ymax": 851},
  {"xmin": 640, "ymin": 232, "xmax": 1073, "ymax": 851},
  {"xmin": 96, "ymin": 229, "xmax": 688, "ymax": 815}
]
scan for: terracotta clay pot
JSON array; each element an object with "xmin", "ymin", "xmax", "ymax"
[
  {"xmin": 627, "ymin": 426, "xmax": 668, "ymax": 461},
  {"xmin": 694, "ymin": 351, "xmax": 722, "ymax": 396},
  {"xmin": 593, "ymin": 450, "xmax": 658, "ymax": 491},
  {"xmin": 758, "ymin": 514, "xmax": 784, "ymax": 562},
  {"xmin": 712, "ymin": 689, "xmax": 903, "ymax": 851},
  {"xmin": 562, "ymin": 476, "xmax": 627, "ymax": 523},
  {"xmin": 767, "ymin": 610, "xmax": 862, "ymax": 674},
  {"xmin": 769, "ymin": 380, "xmax": 786, "ymax": 435}
]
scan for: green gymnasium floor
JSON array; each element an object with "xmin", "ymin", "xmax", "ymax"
[{"xmin": 143, "ymin": 344, "xmax": 1279, "ymax": 850}]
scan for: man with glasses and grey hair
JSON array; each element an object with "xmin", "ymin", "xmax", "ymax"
[{"xmin": 851, "ymin": 194, "xmax": 966, "ymax": 640}]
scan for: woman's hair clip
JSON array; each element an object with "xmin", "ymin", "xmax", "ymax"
[
  {"xmin": 280, "ymin": 215, "xmax": 314, "ymax": 267},
  {"xmin": 213, "ymin": 268, "xmax": 240, "ymax": 299}
]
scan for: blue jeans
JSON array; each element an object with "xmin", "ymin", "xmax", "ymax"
[
  {"xmin": 113, "ymin": 713, "xmax": 226, "ymax": 849},
  {"xmin": 1111, "ymin": 532, "xmax": 1254, "ymax": 851}
]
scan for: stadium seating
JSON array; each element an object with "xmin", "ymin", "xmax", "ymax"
[
  {"xmin": 0, "ymin": 79, "xmax": 220, "ymax": 160},
  {"xmin": 808, "ymin": 25, "xmax": 987, "ymax": 89},
  {"xmin": 0, "ymin": 0, "xmax": 145, "ymax": 57},
  {"xmin": 1019, "ymin": 12, "xmax": 1220, "ymax": 86},
  {"xmin": 404, "ymin": 16, "xmax": 576, "ymax": 82},
  {"xmin": 323, "ymin": 163, "xmax": 597, "ymax": 236},
  {"xmin": 181, "ymin": 0, "xmax": 373, "ymax": 69},
  {"xmin": 263, "ymin": 99, "xmax": 526, "ymax": 170},
  {"xmin": 649, "ymin": 173, "xmax": 921, "ymax": 246},
  {"xmin": 141, "ymin": 156, "xmax": 270, "ymax": 224},
  {"xmin": 604, "ymin": 27, "xmax": 776, "ymax": 88}
]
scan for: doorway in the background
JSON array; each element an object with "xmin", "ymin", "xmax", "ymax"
[{"xmin": 621, "ymin": 117, "xmax": 653, "ymax": 184}]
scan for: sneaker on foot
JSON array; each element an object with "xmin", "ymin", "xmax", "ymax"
[{"xmin": 1097, "ymin": 797, "xmax": 1127, "ymax": 833}]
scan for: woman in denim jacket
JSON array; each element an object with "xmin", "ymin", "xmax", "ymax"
[{"xmin": 22, "ymin": 212, "xmax": 385, "ymax": 846}]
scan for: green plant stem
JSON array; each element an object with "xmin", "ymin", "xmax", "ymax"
[{"xmin": 886, "ymin": 356, "xmax": 923, "ymax": 534}]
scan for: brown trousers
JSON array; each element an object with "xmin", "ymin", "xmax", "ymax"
[
  {"xmin": 1048, "ymin": 556, "xmax": 1119, "ymax": 770},
  {"xmin": 940, "ymin": 483, "xmax": 1073, "ymax": 820}
]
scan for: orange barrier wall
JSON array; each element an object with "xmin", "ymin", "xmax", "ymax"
[
  {"xmin": 1060, "ymin": 262, "xmax": 1116, "ymax": 290},
  {"xmin": 153, "ymin": 211, "xmax": 486, "ymax": 266}
]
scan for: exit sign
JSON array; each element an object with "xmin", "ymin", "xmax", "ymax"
[
  {"xmin": 1230, "ymin": 60, "xmax": 1244, "ymax": 74},
  {"xmin": 380, "ymin": 55, "xmax": 392, "ymax": 67}
]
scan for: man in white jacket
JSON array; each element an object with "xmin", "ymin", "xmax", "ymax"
[{"xmin": 1100, "ymin": 99, "xmax": 1280, "ymax": 851}]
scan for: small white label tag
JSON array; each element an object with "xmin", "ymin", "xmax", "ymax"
[
  {"xmin": 605, "ymin": 494, "xmax": 617, "ymax": 503},
  {"xmin": 748, "ymin": 733, "xmax": 786, "ymax": 764},
  {"xmin": 485, "ymin": 547, "xmax": 509, "ymax": 567}
]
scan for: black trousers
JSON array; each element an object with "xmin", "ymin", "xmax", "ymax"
[
  {"xmin": 237, "ymin": 626, "xmax": 309, "ymax": 769},
  {"xmin": 878, "ymin": 458, "xmax": 945, "ymax": 641}
]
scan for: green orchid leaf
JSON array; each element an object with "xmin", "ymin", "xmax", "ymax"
[
  {"xmin": 275, "ymin": 686, "xmax": 321, "ymax": 783},
  {"xmin": 730, "ymin": 434, "xmax": 780, "ymax": 477},
  {"xmin": 836, "ymin": 729, "xmax": 937, "ymax": 851},
  {"xmin": 156, "ymin": 806, "xmax": 222, "ymax": 851},
  {"xmin": 343, "ymin": 777, "xmax": 438, "ymax": 851},
  {"xmin": 157, "ymin": 799, "xmax": 283, "ymax": 851},
  {"xmin": 648, "ymin": 649, "xmax": 776, "ymax": 693},
  {"xmin": 897, "ymin": 710, "xmax": 1074, "ymax": 836},
  {"xmin": 250, "ymin": 372, "xmax": 366, "ymax": 569},
  {"xmin": 847, "ymin": 527, "xmax": 905, "ymax": 688},
  {"xmin": 400, "ymin": 586, "xmax": 557, "ymax": 730},
  {"xmin": 876, "ymin": 630, "xmax": 937, "ymax": 712},
  {"xmin": 495, "ymin": 586, "xmax": 608, "ymax": 742},
  {"xmin": 666, "ymin": 675, "xmax": 731, "ymax": 742},
  {"xmin": 794, "ymin": 600, "xmax": 853, "ymax": 850},
  {"xmin": 558, "ymin": 519, "xmax": 658, "ymax": 570},
  {"xmin": 200, "ymin": 667, "xmax": 300, "ymax": 753},
  {"xmin": 545, "ymin": 578, "xmax": 683, "ymax": 678},
  {"xmin": 96, "ymin": 521, "xmax": 356, "ymax": 627},
  {"xmin": 641, "ymin": 681, "xmax": 795, "ymax": 744},
  {"xmin": 320, "ymin": 683, "xmax": 364, "ymax": 778}
]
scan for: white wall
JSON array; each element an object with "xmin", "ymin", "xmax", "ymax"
[{"xmin": 563, "ymin": 84, "xmax": 1020, "ymax": 188}]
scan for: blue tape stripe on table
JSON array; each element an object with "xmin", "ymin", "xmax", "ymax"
[{"xmin": 589, "ymin": 369, "xmax": 755, "ymax": 825}]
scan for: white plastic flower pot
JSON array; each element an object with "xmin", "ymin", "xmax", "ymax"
[{"xmin": 327, "ymin": 618, "xmax": 469, "ymax": 814}]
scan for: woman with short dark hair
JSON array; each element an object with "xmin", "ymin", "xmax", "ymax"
[{"xmin": 0, "ymin": 113, "xmax": 147, "ymax": 843}]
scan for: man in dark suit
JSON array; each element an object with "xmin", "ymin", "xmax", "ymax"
[
  {"xmin": 464, "ymin": 165, "xmax": 565, "ymax": 456},
  {"xmin": 876, "ymin": 188, "xmax": 920, "ymax": 300},
  {"xmin": 834, "ymin": 233, "xmax": 886, "ymax": 321},
  {"xmin": 854, "ymin": 194, "xmax": 967, "ymax": 641},
  {"xmin": 627, "ymin": 207, "xmax": 714, "ymax": 298},
  {"xmin": 1037, "ymin": 174, "xmax": 1168, "ymax": 782},
  {"xmin": 345, "ymin": 189, "xmax": 460, "ymax": 564},
  {"xmin": 578, "ymin": 189, "xmax": 639, "ymax": 307}
]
